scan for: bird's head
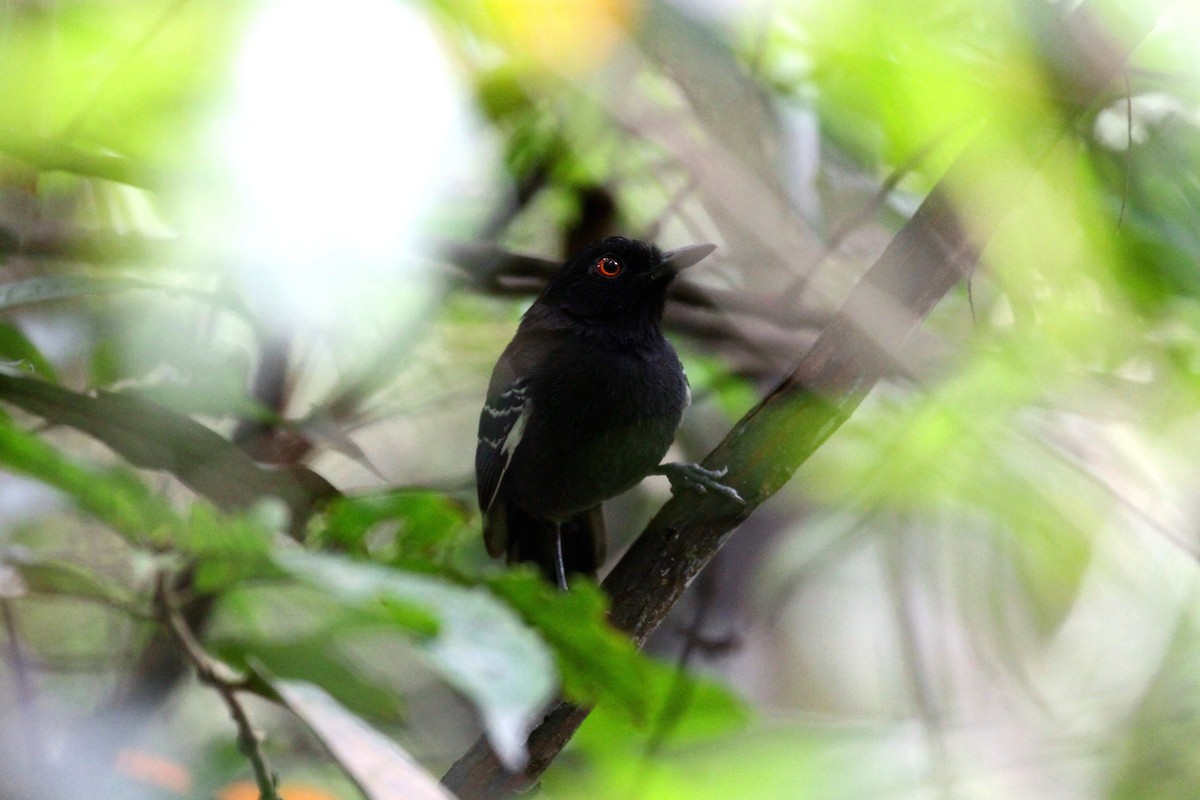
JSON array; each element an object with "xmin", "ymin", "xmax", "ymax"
[{"xmin": 539, "ymin": 237, "xmax": 716, "ymax": 325}]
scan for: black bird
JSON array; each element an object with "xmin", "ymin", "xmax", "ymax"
[{"xmin": 475, "ymin": 236, "xmax": 741, "ymax": 588}]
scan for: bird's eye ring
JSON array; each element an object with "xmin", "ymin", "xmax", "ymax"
[{"xmin": 595, "ymin": 256, "xmax": 623, "ymax": 278}]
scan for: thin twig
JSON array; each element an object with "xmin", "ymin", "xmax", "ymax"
[{"xmin": 154, "ymin": 572, "xmax": 282, "ymax": 800}]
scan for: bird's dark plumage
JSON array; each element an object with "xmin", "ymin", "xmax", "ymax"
[{"xmin": 476, "ymin": 237, "xmax": 737, "ymax": 587}]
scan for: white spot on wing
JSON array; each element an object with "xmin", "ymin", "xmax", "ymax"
[
  {"xmin": 487, "ymin": 405, "xmax": 530, "ymax": 512},
  {"xmin": 502, "ymin": 406, "xmax": 528, "ymax": 455},
  {"xmin": 483, "ymin": 403, "xmax": 523, "ymax": 418}
]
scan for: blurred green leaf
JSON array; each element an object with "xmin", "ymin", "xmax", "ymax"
[
  {"xmin": 0, "ymin": 274, "xmax": 154, "ymax": 311},
  {"xmin": 487, "ymin": 571, "xmax": 654, "ymax": 717},
  {"xmin": 0, "ymin": 372, "xmax": 322, "ymax": 514},
  {"xmin": 546, "ymin": 720, "xmax": 926, "ymax": 800},
  {"xmin": 221, "ymin": 633, "xmax": 408, "ymax": 722},
  {"xmin": 319, "ymin": 490, "xmax": 470, "ymax": 564},
  {"xmin": 277, "ymin": 550, "xmax": 556, "ymax": 770},
  {"xmin": 0, "ymin": 412, "xmax": 277, "ymax": 583},
  {"xmin": 0, "ymin": 1, "xmax": 245, "ymax": 170},
  {"xmin": 571, "ymin": 670, "xmax": 748, "ymax": 756},
  {"xmin": 0, "ymin": 408, "xmax": 185, "ymax": 547},
  {"xmin": 1108, "ymin": 620, "xmax": 1200, "ymax": 800},
  {"xmin": 3, "ymin": 550, "xmax": 138, "ymax": 610},
  {"xmin": 210, "ymin": 585, "xmax": 410, "ymax": 722},
  {"xmin": 486, "ymin": 571, "xmax": 748, "ymax": 737},
  {"xmin": 1098, "ymin": 119, "xmax": 1200, "ymax": 308},
  {"xmin": 0, "ymin": 321, "xmax": 56, "ymax": 381},
  {"xmin": 799, "ymin": 0, "xmax": 1034, "ymax": 174},
  {"xmin": 679, "ymin": 350, "xmax": 757, "ymax": 422}
]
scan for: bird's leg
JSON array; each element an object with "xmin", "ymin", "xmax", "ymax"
[
  {"xmin": 552, "ymin": 522, "xmax": 569, "ymax": 591},
  {"xmin": 653, "ymin": 463, "xmax": 745, "ymax": 504}
]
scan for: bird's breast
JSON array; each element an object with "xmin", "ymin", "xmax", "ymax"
[{"xmin": 506, "ymin": 339, "xmax": 688, "ymax": 518}]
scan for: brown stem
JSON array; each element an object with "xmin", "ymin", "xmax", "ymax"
[{"xmin": 154, "ymin": 573, "xmax": 282, "ymax": 800}]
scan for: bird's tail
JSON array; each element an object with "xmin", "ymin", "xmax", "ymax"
[{"xmin": 506, "ymin": 504, "xmax": 607, "ymax": 583}]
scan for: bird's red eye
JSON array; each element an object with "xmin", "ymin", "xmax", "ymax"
[{"xmin": 595, "ymin": 256, "xmax": 622, "ymax": 278}]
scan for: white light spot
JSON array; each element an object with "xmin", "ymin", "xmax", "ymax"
[{"xmin": 220, "ymin": 0, "xmax": 469, "ymax": 329}]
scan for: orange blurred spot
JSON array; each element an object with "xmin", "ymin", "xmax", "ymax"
[
  {"xmin": 115, "ymin": 748, "xmax": 192, "ymax": 795},
  {"xmin": 218, "ymin": 780, "xmax": 342, "ymax": 800},
  {"xmin": 483, "ymin": 0, "xmax": 639, "ymax": 74}
]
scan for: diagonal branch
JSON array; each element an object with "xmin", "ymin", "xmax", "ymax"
[
  {"xmin": 442, "ymin": 6, "xmax": 1151, "ymax": 795},
  {"xmin": 443, "ymin": 182, "xmax": 977, "ymax": 799}
]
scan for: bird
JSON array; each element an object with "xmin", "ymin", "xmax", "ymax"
[{"xmin": 475, "ymin": 236, "xmax": 742, "ymax": 589}]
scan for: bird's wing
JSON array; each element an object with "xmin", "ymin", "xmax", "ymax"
[
  {"xmin": 476, "ymin": 324, "xmax": 567, "ymax": 557},
  {"xmin": 476, "ymin": 369, "xmax": 530, "ymax": 510},
  {"xmin": 476, "ymin": 372, "xmax": 530, "ymax": 558}
]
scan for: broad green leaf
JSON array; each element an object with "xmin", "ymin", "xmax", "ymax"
[
  {"xmin": 482, "ymin": 573, "xmax": 744, "ymax": 753},
  {"xmin": 277, "ymin": 550, "xmax": 556, "ymax": 770},
  {"xmin": 210, "ymin": 584, "xmax": 418, "ymax": 721},
  {"xmin": 0, "ymin": 372, "xmax": 321, "ymax": 514},
  {"xmin": 268, "ymin": 677, "xmax": 454, "ymax": 800},
  {"xmin": 213, "ymin": 633, "xmax": 405, "ymax": 724},
  {"xmin": 487, "ymin": 571, "xmax": 655, "ymax": 718},
  {"xmin": 568, "ymin": 660, "xmax": 750, "ymax": 768},
  {"xmin": 0, "ymin": 410, "xmax": 181, "ymax": 547},
  {"xmin": 0, "ymin": 414, "xmax": 275, "ymax": 578},
  {"xmin": 0, "ymin": 1, "xmax": 245, "ymax": 171}
]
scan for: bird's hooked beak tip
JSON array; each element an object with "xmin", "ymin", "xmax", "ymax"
[{"xmin": 650, "ymin": 243, "xmax": 718, "ymax": 278}]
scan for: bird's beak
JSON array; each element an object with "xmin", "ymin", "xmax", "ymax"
[{"xmin": 646, "ymin": 243, "xmax": 717, "ymax": 279}]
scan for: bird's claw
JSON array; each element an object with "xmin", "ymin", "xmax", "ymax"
[{"xmin": 655, "ymin": 463, "xmax": 744, "ymax": 505}]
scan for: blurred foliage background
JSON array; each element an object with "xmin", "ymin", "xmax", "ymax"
[{"xmin": 1, "ymin": 0, "xmax": 1199, "ymax": 798}]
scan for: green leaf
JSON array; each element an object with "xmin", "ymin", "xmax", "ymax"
[
  {"xmin": 567, "ymin": 673, "xmax": 749, "ymax": 764},
  {"xmin": 0, "ymin": 372, "xmax": 320, "ymax": 514},
  {"xmin": 545, "ymin": 722, "xmax": 909, "ymax": 800},
  {"xmin": 210, "ymin": 585, "xmax": 409, "ymax": 722},
  {"xmin": 3, "ymin": 550, "xmax": 138, "ymax": 610},
  {"xmin": 267, "ymin": 676, "xmax": 455, "ymax": 800},
  {"xmin": 0, "ymin": 274, "xmax": 156, "ymax": 311},
  {"xmin": 0, "ymin": 322, "xmax": 56, "ymax": 381},
  {"xmin": 487, "ymin": 572, "xmax": 748, "ymax": 761},
  {"xmin": 320, "ymin": 490, "xmax": 470, "ymax": 563},
  {"xmin": 277, "ymin": 550, "xmax": 556, "ymax": 770},
  {"xmin": 679, "ymin": 350, "xmax": 757, "ymax": 422},
  {"xmin": 487, "ymin": 571, "xmax": 656, "ymax": 719},
  {"xmin": 0, "ymin": 410, "xmax": 181, "ymax": 547},
  {"xmin": 0, "ymin": 414, "xmax": 276, "ymax": 582},
  {"xmin": 0, "ymin": 1, "xmax": 245, "ymax": 172}
]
